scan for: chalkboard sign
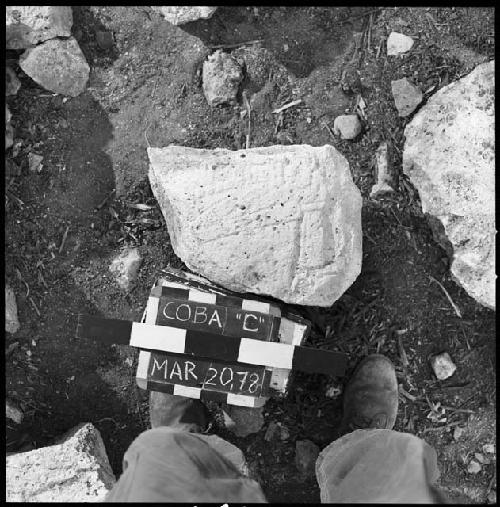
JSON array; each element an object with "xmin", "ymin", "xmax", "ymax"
[
  {"xmin": 155, "ymin": 296, "xmax": 279, "ymax": 341},
  {"xmin": 145, "ymin": 350, "xmax": 271, "ymax": 397}
]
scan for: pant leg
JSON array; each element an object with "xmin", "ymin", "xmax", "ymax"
[
  {"xmin": 105, "ymin": 427, "xmax": 267, "ymax": 503},
  {"xmin": 316, "ymin": 429, "xmax": 447, "ymax": 503}
]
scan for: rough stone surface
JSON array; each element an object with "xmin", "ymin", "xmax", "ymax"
[
  {"xmin": 148, "ymin": 144, "xmax": 362, "ymax": 306},
  {"xmin": 295, "ymin": 440, "xmax": 320, "ymax": 476},
  {"xmin": 203, "ymin": 434, "xmax": 250, "ymax": 476},
  {"xmin": 370, "ymin": 142, "xmax": 394, "ymax": 197},
  {"xmin": 403, "ymin": 61, "xmax": 495, "ymax": 309},
  {"xmin": 430, "ymin": 352, "xmax": 457, "ymax": 380},
  {"xmin": 387, "ymin": 31, "xmax": 414, "ymax": 56},
  {"xmin": 20, "ymin": 37, "xmax": 90, "ymax": 97},
  {"xmin": 225, "ymin": 406, "xmax": 265, "ymax": 437},
  {"xmin": 202, "ymin": 50, "xmax": 243, "ymax": 106},
  {"xmin": 6, "ymin": 6, "xmax": 73, "ymax": 49},
  {"xmin": 391, "ymin": 78, "xmax": 422, "ymax": 117},
  {"xmin": 6, "ymin": 423, "xmax": 115, "ymax": 502},
  {"xmin": 109, "ymin": 247, "xmax": 142, "ymax": 291},
  {"xmin": 333, "ymin": 114, "xmax": 362, "ymax": 140},
  {"xmin": 6, "ymin": 105, "xmax": 14, "ymax": 151},
  {"xmin": 6, "ymin": 284, "xmax": 20, "ymax": 334},
  {"xmin": 6, "ymin": 66, "xmax": 21, "ymax": 96},
  {"xmin": 152, "ymin": 6, "xmax": 217, "ymax": 25}
]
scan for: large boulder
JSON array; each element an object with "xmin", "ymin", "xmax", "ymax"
[
  {"xmin": 6, "ymin": 6, "xmax": 73, "ymax": 49},
  {"xmin": 403, "ymin": 61, "xmax": 495, "ymax": 309},
  {"xmin": 148, "ymin": 144, "xmax": 362, "ymax": 306},
  {"xmin": 6, "ymin": 423, "xmax": 115, "ymax": 502},
  {"xmin": 19, "ymin": 37, "xmax": 90, "ymax": 97},
  {"xmin": 152, "ymin": 6, "xmax": 217, "ymax": 25}
]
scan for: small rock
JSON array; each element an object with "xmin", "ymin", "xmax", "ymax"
[
  {"xmin": 6, "ymin": 66, "xmax": 21, "ymax": 96},
  {"xmin": 387, "ymin": 31, "xmax": 414, "ymax": 56},
  {"xmin": 430, "ymin": 352, "xmax": 457, "ymax": 380},
  {"xmin": 20, "ymin": 37, "xmax": 90, "ymax": 97},
  {"xmin": 483, "ymin": 443, "xmax": 495, "ymax": 454},
  {"xmin": 333, "ymin": 114, "xmax": 362, "ymax": 140},
  {"xmin": 295, "ymin": 440, "xmax": 320, "ymax": 477},
  {"xmin": 226, "ymin": 406, "xmax": 264, "ymax": 437},
  {"xmin": 453, "ymin": 426, "xmax": 465, "ymax": 441},
  {"xmin": 264, "ymin": 421, "xmax": 280, "ymax": 442},
  {"xmin": 474, "ymin": 452, "xmax": 490, "ymax": 465},
  {"xmin": 487, "ymin": 490, "xmax": 496, "ymax": 504},
  {"xmin": 152, "ymin": 6, "xmax": 217, "ymax": 25},
  {"xmin": 109, "ymin": 247, "xmax": 142, "ymax": 292},
  {"xmin": 370, "ymin": 142, "xmax": 394, "ymax": 197},
  {"xmin": 280, "ymin": 425, "xmax": 290, "ymax": 441},
  {"xmin": 6, "ymin": 6, "xmax": 73, "ymax": 49},
  {"xmin": 340, "ymin": 65, "xmax": 362, "ymax": 95},
  {"xmin": 391, "ymin": 78, "xmax": 422, "ymax": 117},
  {"xmin": 28, "ymin": 152, "xmax": 43, "ymax": 173},
  {"xmin": 467, "ymin": 459, "xmax": 482, "ymax": 474},
  {"xmin": 6, "ymin": 284, "xmax": 20, "ymax": 334},
  {"xmin": 96, "ymin": 30, "xmax": 114, "ymax": 50},
  {"xmin": 6, "ymin": 399, "xmax": 24, "ymax": 424},
  {"xmin": 325, "ymin": 384, "xmax": 342, "ymax": 398},
  {"xmin": 5, "ymin": 105, "xmax": 14, "ymax": 151},
  {"xmin": 202, "ymin": 50, "xmax": 243, "ymax": 106}
]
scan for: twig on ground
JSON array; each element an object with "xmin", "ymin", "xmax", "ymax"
[
  {"xmin": 415, "ymin": 398, "xmax": 474, "ymax": 414},
  {"xmin": 58, "ymin": 226, "xmax": 69, "ymax": 254},
  {"xmin": 272, "ymin": 99, "xmax": 302, "ymax": 114},
  {"xmin": 396, "ymin": 331, "xmax": 410, "ymax": 367},
  {"xmin": 422, "ymin": 420, "xmax": 463, "ymax": 434},
  {"xmin": 340, "ymin": 8, "xmax": 381, "ymax": 25},
  {"xmin": 208, "ymin": 39, "xmax": 263, "ymax": 50},
  {"xmin": 242, "ymin": 90, "xmax": 251, "ymax": 149},
  {"xmin": 399, "ymin": 385, "xmax": 417, "ymax": 402},
  {"xmin": 95, "ymin": 189, "xmax": 116, "ymax": 211},
  {"xmin": 29, "ymin": 296, "xmax": 41, "ymax": 317},
  {"xmin": 376, "ymin": 39, "xmax": 383, "ymax": 59},
  {"xmin": 321, "ymin": 120, "xmax": 336, "ymax": 139},
  {"xmin": 428, "ymin": 275, "xmax": 462, "ymax": 318}
]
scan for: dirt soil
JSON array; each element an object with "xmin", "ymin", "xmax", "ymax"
[{"xmin": 5, "ymin": 6, "xmax": 496, "ymax": 503}]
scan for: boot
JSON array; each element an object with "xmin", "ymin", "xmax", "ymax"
[
  {"xmin": 149, "ymin": 390, "xmax": 209, "ymax": 432},
  {"xmin": 338, "ymin": 354, "xmax": 399, "ymax": 435}
]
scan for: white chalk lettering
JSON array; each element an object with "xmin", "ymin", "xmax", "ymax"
[
  {"xmin": 163, "ymin": 302, "xmax": 176, "ymax": 320},
  {"xmin": 170, "ymin": 361, "xmax": 183, "ymax": 381},
  {"xmin": 243, "ymin": 313, "xmax": 259, "ymax": 332},
  {"xmin": 205, "ymin": 366, "xmax": 218, "ymax": 386},
  {"xmin": 208, "ymin": 309, "xmax": 223, "ymax": 328},
  {"xmin": 193, "ymin": 306, "xmax": 208, "ymax": 324},
  {"xmin": 151, "ymin": 358, "xmax": 168, "ymax": 379},
  {"xmin": 176, "ymin": 303, "xmax": 191, "ymax": 322},
  {"xmin": 220, "ymin": 367, "xmax": 233, "ymax": 386},
  {"xmin": 184, "ymin": 361, "xmax": 198, "ymax": 381}
]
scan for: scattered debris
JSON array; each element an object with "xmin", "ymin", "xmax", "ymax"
[
  {"xmin": 109, "ymin": 247, "xmax": 142, "ymax": 292},
  {"xmin": 325, "ymin": 384, "xmax": 342, "ymax": 399},
  {"xmin": 391, "ymin": 78, "xmax": 422, "ymax": 117},
  {"xmin": 295, "ymin": 440, "xmax": 320, "ymax": 477},
  {"xmin": 430, "ymin": 352, "xmax": 457, "ymax": 380},
  {"xmin": 264, "ymin": 421, "xmax": 280, "ymax": 442},
  {"xmin": 370, "ymin": 142, "xmax": 394, "ymax": 197},
  {"xmin": 355, "ymin": 94, "xmax": 367, "ymax": 120},
  {"xmin": 467, "ymin": 459, "xmax": 482, "ymax": 474},
  {"xmin": 6, "ymin": 399, "xmax": 24, "ymax": 424},
  {"xmin": 5, "ymin": 284, "xmax": 20, "ymax": 334},
  {"xmin": 202, "ymin": 50, "xmax": 243, "ymax": 106},
  {"xmin": 333, "ymin": 114, "xmax": 362, "ymax": 140},
  {"xmin": 386, "ymin": 31, "xmax": 414, "ymax": 56}
]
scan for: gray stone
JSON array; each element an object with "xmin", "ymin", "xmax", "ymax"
[
  {"xmin": 403, "ymin": 61, "xmax": 495, "ymax": 309},
  {"xmin": 467, "ymin": 459, "xmax": 481, "ymax": 474},
  {"xmin": 6, "ymin": 399, "xmax": 24, "ymax": 424},
  {"xmin": 391, "ymin": 78, "xmax": 422, "ymax": 117},
  {"xmin": 6, "ymin": 66, "xmax": 21, "ymax": 96},
  {"xmin": 202, "ymin": 434, "xmax": 250, "ymax": 476},
  {"xmin": 295, "ymin": 440, "xmax": 320, "ymax": 476},
  {"xmin": 20, "ymin": 37, "xmax": 90, "ymax": 97},
  {"xmin": 148, "ymin": 144, "xmax": 362, "ymax": 306},
  {"xmin": 225, "ymin": 406, "xmax": 264, "ymax": 437},
  {"xmin": 5, "ymin": 284, "xmax": 20, "ymax": 334},
  {"xmin": 387, "ymin": 31, "xmax": 414, "ymax": 56},
  {"xmin": 6, "ymin": 423, "xmax": 115, "ymax": 502},
  {"xmin": 370, "ymin": 142, "xmax": 394, "ymax": 197},
  {"xmin": 6, "ymin": 6, "xmax": 73, "ymax": 49},
  {"xmin": 152, "ymin": 6, "xmax": 217, "ymax": 25},
  {"xmin": 202, "ymin": 50, "xmax": 243, "ymax": 106},
  {"xmin": 333, "ymin": 114, "xmax": 362, "ymax": 140},
  {"xmin": 430, "ymin": 352, "xmax": 456, "ymax": 380},
  {"xmin": 5, "ymin": 105, "xmax": 14, "ymax": 151},
  {"xmin": 109, "ymin": 247, "xmax": 142, "ymax": 291},
  {"xmin": 264, "ymin": 421, "xmax": 280, "ymax": 442}
]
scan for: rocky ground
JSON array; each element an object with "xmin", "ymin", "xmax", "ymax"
[{"xmin": 5, "ymin": 6, "xmax": 496, "ymax": 503}]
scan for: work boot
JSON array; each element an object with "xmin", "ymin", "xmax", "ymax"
[
  {"xmin": 149, "ymin": 390, "xmax": 209, "ymax": 432},
  {"xmin": 338, "ymin": 354, "xmax": 399, "ymax": 435}
]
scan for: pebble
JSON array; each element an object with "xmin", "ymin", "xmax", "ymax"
[
  {"xmin": 202, "ymin": 50, "xmax": 243, "ymax": 107},
  {"xmin": 109, "ymin": 247, "xmax": 142, "ymax": 292},
  {"xmin": 5, "ymin": 284, "xmax": 20, "ymax": 334},
  {"xmin": 391, "ymin": 78, "xmax": 423, "ymax": 117},
  {"xmin": 467, "ymin": 460, "xmax": 482, "ymax": 474},
  {"xmin": 387, "ymin": 31, "xmax": 414, "ymax": 56},
  {"xmin": 430, "ymin": 352, "xmax": 457, "ymax": 380},
  {"xmin": 295, "ymin": 440, "xmax": 320, "ymax": 477},
  {"xmin": 453, "ymin": 426, "xmax": 465, "ymax": 441},
  {"xmin": 370, "ymin": 142, "xmax": 394, "ymax": 197},
  {"xmin": 6, "ymin": 399, "xmax": 24, "ymax": 424},
  {"xmin": 333, "ymin": 114, "xmax": 362, "ymax": 140},
  {"xmin": 483, "ymin": 443, "xmax": 495, "ymax": 454},
  {"xmin": 325, "ymin": 385, "xmax": 342, "ymax": 398}
]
